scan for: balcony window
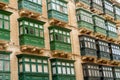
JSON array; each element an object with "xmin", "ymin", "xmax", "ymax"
[
  {"xmin": 49, "ymin": 26, "xmax": 71, "ymax": 52},
  {"xmin": 18, "ymin": 17, "xmax": 45, "ymax": 48},
  {"xmin": 110, "ymin": 44, "xmax": 120, "ymax": 61},
  {"xmin": 83, "ymin": 64, "xmax": 100, "ymax": 80},
  {"xmin": 47, "ymin": 0, "xmax": 68, "ymax": 22},
  {"xmin": 18, "ymin": 0, "xmax": 42, "ymax": 13},
  {"xmin": 113, "ymin": 68, "xmax": 120, "ymax": 79},
  {"xmin": 76, "ymin": 8, "xmax": 94, "ymax": 31},
  {"xmin": 0, "ymin": 52, "xmax": 10, "ymax": 80},
  {"xmin": 17, "ymin": 54, "xmax": 49, "ymax": 80},
  {"xmin": 97, "ymin": 40, "xmax": 110, "ymax": 59},
  {"xmin": 79, "ymin": 36, "xmax": 97, "ymax": 57},
  {"xmin": 106, "ymin": 21, "xmax": 118, "ymax": 38},
  {"xmin": 103, "ymin": 0, "xmax": 114, "ymax": 17},
  {"xmin": 101, "ymin": 66, "xmax": 113, "ymax": 79},
  {"xmin": 51, "ymin": 59, "xmax": 75, "ymax": 80},
  {"xmin": 114, "ymin": 5, "xmax": 120, "ymax": 21}
]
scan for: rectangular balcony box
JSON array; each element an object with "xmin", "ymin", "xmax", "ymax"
[
  {"xmin": 79, "ymin": 35, "xmax": 97, "ymax": 57},
  {"xmin": 114, "ymin": 4, "xmax": 120, "ymax": 23},
  {"xmin": 18, "ymin": 0, "xmax": 42, "ymax": 14},
  {"xmin": 49, "ymin": 26, "xmax": 72, "ymax": 53},
  {"xmin": 93, "ymin": 15, "xmax": 107, "ymax": 36},
  {"xmin": 17, "ymin": 54, "xmax": 49, "ymax": 80},
  {"xmin": 82, "ymin": 63, "xmax": 100, "ymax": 80},
  {"xmin": 96, "ymin": 40, "xmax": 111, "ymax": 60},
  {"xmin": 91, "ymin": 0, "xmax": 103, "ymax": 14},
  {"xmin": 51, "ymin": 58, "xmax": 76, "ymax": 80},
  {"xmin": 76, "ymin": 8, "xmax": 94, "ymax": 31},
  {"xmin": 18, "ymin": 17, "xmax": 45, "ymax": 48},
  {"xmin": 106, "ymin": 21, "xmax": 118, "ymax": 39},
  {"xmin": 47, "ymin": 0, "xmax": 68, "ymax": 23},
  {"xmin": 0, "ymin": 10, "xmax": 12, "ymax": 42},
  {"xmin": 103, "ymin": 0, "xmax": 114, "ymax": 18},
  {"xmin": 110, "ymin": 43, "xmax": 120, "ymax": 61},
  {"xmin": 113, "ymin": 67, "xmax": 120, "ymax": 80},
  {"xmin": 101, "ymin": 66, "xmax": 114, "ymax": 80}
]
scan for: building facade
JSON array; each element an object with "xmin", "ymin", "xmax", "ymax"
[{"xmin": 0, "ymin": 0, "xmax": 120, "ymax": 80}]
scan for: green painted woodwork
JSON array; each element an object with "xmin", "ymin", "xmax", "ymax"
[
  {"xmin": 49, "ymin": 26, "xmax": 72, "ymax": 53},
  {"xmin": 113, "ymin": 67, "xmax": 120, "ymax": 80},
  {"xmin": 76, "ymin": 8, "xmax": 94, "ymax": 31},
  {"xmin": 18, "ymin": 0, "xmax": 42, "ymax": 13},
  {"xmin": 106, "ymin": 21, "xmax": 118, "ymax": 39},
  {"xmin": 103, "ymin": 0, "xmax": 114, "ymax": 17},
  {"xmin": 47, "ymin": 0, "xmax": 68, "ymax": 22},
  {"xmin": 79, "ymin": 35, "xmax": 97, "ymax": 57},
  {"xmin": 91, "ymin": 0, "xmax": 103, "ymax": 13},
  {"xmin": 114, "ymin": 5, "xmax": 120, "ymax": 21},
  {"xmin": 93, "ymin": 15, "xmax": 107, "ymax": 36},
  {"xmin": 75, "ymin": 0, "xmax": 90, "ymax": 6},
  {"xmin": 101, "ymin": 66, "xmax": 114, "ymax": 80},
  {"xmin": 0, "ymin": 10, "xmax": 12, "ymax": 41},
  {"xmin": 97, "ymin": 40, "xmax": 110, "ymax": 60},
  {"xmin": 0, "ymin": 0, "xmax": 9, "ymax": 4},
  {"xmin": 110, "ymin": 44, "xmax": 120, "ymax": 61},
  {"xmin": 51, "ymin": 58, "xmax": 76, "ymax": 80},
  {"xmin": 82, "ymin": 64, "xmax": 100, "ymax": 80},
  {"xmin": 0, "ymin": 51, "xmax": 11, "ymax": 80},
  {"xmin": 18, "ymin": 17, "xmax": 45, "ymax": 48},
  {"xmin": 17, "ymin": 54, "xmax": 49, "ymax": 80}
]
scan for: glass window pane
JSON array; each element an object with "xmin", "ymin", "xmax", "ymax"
[
  {"xmin": 25, "ymin": 64, "xmax": 30, "ymax": 72},
  {"xmin": 63, "ymin": 67, "xmax": 66, "ymax": 74},
  {"xmin": 31, "ymin": 59, "xmax": 36, "ymax": 62},
  {"xmin": 44, "ymin": 65, "xmax": 48, "ymax": 73},
  {"xmin": 19, "ymin": 64, "xmax": 23, "ymax": 72},
  {"xmin": 0, "ymin": 61, "xmax": 3, "ymax": 71},
  {"xmin": 52, "ymin": 67, "xmax": 56, "ymax": 74},
  {"xmin": 71, "ymin": 68, "xmax": 74, "ymax": 75},
  {"xmin": 58, "ymin": 67, "xmax": 62, "ymax": 74},
  {"xmin": 32, "ymin": 64, "xmax": 36, "ymax": 72},
  {"xmin": 4, "ymin": 21, "xmax": 9, "ymax": 29},
  {"xmin": 67, "ymin": 68, "xmax": 70, "ymax": 74},
  {"xmin": 40, "ymin": 30, "xmax": 43, "ymax": 37},
  {"xmin": 4, "ymin": 61, "xmax": 10, "ymax": 71},
  {"xmin": 4, "ymin": 15, "xmax": 9, "ymax": 20},
  {"xmin": 25, "ymin": 58, "xmax": 29, "ymax": 62},
  {"xmin": 0, "ymin": 20, "xmax": 3, "ymax": 28},
  {"xmin": 38, "ymin": 64, "xmax": 42, "ymax": 72}
]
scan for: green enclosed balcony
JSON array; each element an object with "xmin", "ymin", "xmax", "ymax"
[
  {"xmin": 103, "ymin": 0, "xmax": 114, "ymax": 18},
  {"xmin": 51, "ymin": 58, "xmax": 76, "ymax": 80},
  {"xmin": 76, "ymin": 8, "xmax": 94, "ymax": 32},
  {"xmin": 101, "ymin": 66, "xmax": 114, "ymax": 80},
  {"xmin": 79, "ymin": 35, "xmax": 97, "ymax": 57},
  {"xmin": 97, "ymin": 40, "xmax": 110, "ymax": 60},
  {"xmin": 0, "ymin": 51, "xmax": 11, "ymax": 80},
  {"xmin": 18, "ymin": 0, "xmax": 42, "ymax": 14},
  {"xmin": 18, "ymin": 17, "xmax": 45, "ymax": 48},
  {"xmin": 93, "ymin": 15, "xmax": 107, "ymax": 36},
  {"xmin": 47, "ymin": 0, "xmax": 68, "ymax": 23},
  {"xmin": 114, "ymin": 5, "xmax": 120, "ymax": 23},
  {"xmin": 106, "ymin": 21, "xmax": 118, "ymax": 39},
  {"xmin": 0, "ymin": 10, "xmax": 12, "ymax": 42},
  {"xmin": 110, "ymin": 44, "xmax": 120, "ymax": 62},
  {"xmin": 113, "ymin": 67, "xmax": 120, "ymax": 80},
  {"xmin": 0, "ymin": 0, "xmax": 9, "ymax": 4},
  {"xmin": 49, "ymin": 26, "xmax": 72, "ymax": 53},
  {"xmin": 91, "ymin": 0, "xmax": 103, "ymax": 14},
  {"xmin": 82, "ymin": 63, "xmax": 100, "ymax": 80},
  {"xmin": 17, "ymin": 54, "xmax": 49, "ymax": 80}
]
